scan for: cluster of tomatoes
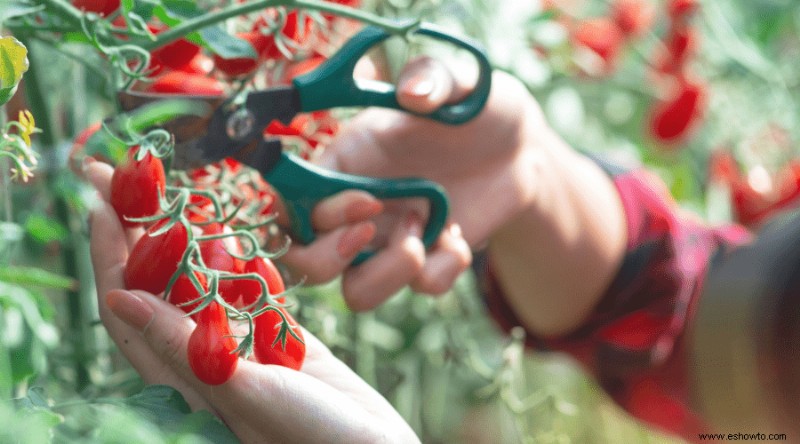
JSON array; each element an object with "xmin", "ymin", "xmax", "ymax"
[
  {"xmin": 71, "ymin": 0, "xmax": 356, "ymax": 159},
  {"xmin": 541, "ymin": 0, "xmax": 705, "ymax": 146},
  {"xmin": 709, "ymin": 130, "xmax": 800, "ymax": 229},
  {"xmin": 108, "ymin": 143, "xmax": 305, "ymax": 385}
]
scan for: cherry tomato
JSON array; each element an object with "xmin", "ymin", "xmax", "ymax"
[
  {"xmin": 611, "ymin": 0, "xmax": 655, "ymax": 37},
  {"xmin": 110, "ymin": 146, "xmax": 166, "ymax": 228},
  {"xmin": 187, "ymin": 301, "xmax": 239, "ymax": 385},
  {"xmin": 147, "ymin": 71, "xmax": 225, "ymax": 96},
  {"xmin": 72, "ymin": 0, "xmax": 120, "ymax": 17},
  {"xmin": 572, "ymin": 17, "xmax": 625, "ymax": 74},
  {"xmin": 124, "ymin": 219, "xmax": 188, "ymax": 295},
  {"xmin": 236, "ymin": 257, "xmax": 285, "ymax": 308},
  {"xmin": 213, "ymin": 32, "xmax": 267, "ymax": 77},
  {"xmin": 148, "ymin": 25, "xmax": 202, "ymax": 74},
  {"xmin": 648, "ymin": 79, "xmax": 706, "ymax": 144},
  {"xmin": 253, "ymin": 11, "xmax": 313, "ymax": 60},
  {"xmin": 253, "ymin": 306, "xmax": 305, "ymax": 370},
  {"xmin": 168, "ymin": 271, "xmax": 207, "ymax": 319},
  {"xmin": 667, "ymin": 0, "xmax": 699, "ymax": 20}
]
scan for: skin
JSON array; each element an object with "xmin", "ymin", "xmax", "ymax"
[
  {"xmin": 87, "ymin": 59, "xmax": 628, "ymax": 441},
  {"xmin": 86, "ymin": 160, "xmax": 419, "ymax": 444},
  {"xmin": 282, "ymin": 59, "xmax": 628, "ymax": 336}
]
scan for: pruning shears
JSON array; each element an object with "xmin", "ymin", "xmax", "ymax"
[{"xmin": 118, "ymin": 22, "xmax": 492, "ymax": 264}]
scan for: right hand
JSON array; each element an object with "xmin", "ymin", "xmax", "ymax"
[{"xmin": 282, "ymin": 58, "xmax": 549, "ymax": 309}]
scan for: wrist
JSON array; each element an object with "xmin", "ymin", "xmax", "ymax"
[{"xmin": 486, "ymin": 126, "xmax": 627, "ymax": 337}]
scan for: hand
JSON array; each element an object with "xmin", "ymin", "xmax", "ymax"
[
  {"xmin": 280, "ymin": 57, "xmax": 627, "ymax": 337},
  {"xmin": 84, "ymin": 161, "xmax": 419, "ymax": 444},
  {"xmin": 281, "ymin": 58, "xmax": 545, "ymax": 310}
]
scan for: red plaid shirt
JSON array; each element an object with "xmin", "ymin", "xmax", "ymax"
[{"xmin": 478, "ymin": 161, "xmax": 751, "ymax": 440}]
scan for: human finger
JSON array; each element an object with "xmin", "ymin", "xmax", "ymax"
[
  {"xmin": 281, "ymin": 221, "xmax": 377, "ymax": 285},
  {"xmin": 409, "ymin": 222, "xmax": 472, "ymax": 295},
  {"xmin": 396, "ymin": 56, "xmax": 471, "ymax": 114},
  {"xmin": 341, "ymin": 212, "xmax": 426, "ymax": 311},
  {"xmin": 310, "ymin": 190, "xmax": 384, "ymax": 232}
]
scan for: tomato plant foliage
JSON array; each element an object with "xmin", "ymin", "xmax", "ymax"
[{"xmin": 1, "ymin": 0, "xmax": 798, "ymax": 442}]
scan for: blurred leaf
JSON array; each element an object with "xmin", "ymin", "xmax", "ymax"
[
  {"xmin": 0, "ymin": 35, "xmax": 29, "ymax": 106},
  {"xmin": 15, "ymin": 387, "xmax": 64, "ymax": 428},
  {"xmin": 0, "ymin": 281, "xmax": 59, "ymax": 347},
  {"xmin": 0, "ymin": 266, "xmax": 76, "ymax": 290},
  {"xmin": 121, "ymin": 385, "xmax": 238, "ymax": 441},
  {"xmin": 23, "ymin": 213, "xmax": 69, "ymax": 244},
  {"xmin": 0, "ymin": 1, "xmax": 42, "ymax": 25},
  {"xmin": 200, "ymin": 27, "xmax": 258, "ymax": 59},
  {"xmin": 122, "ymin": 384, "xmax": 191, "ymax": 418}
]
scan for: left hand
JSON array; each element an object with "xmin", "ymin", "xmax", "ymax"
[{"xmin": 84, "ymin": 160, "xmax": 419, "ymax": 444}]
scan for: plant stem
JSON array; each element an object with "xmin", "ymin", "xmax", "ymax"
[
  {"xmin": 0, "ymin": 107, "xmax": 12, "ymax": 224},
  {"xmin": 138, "ymin": 0, "xmax": 418, "ymax": 51},
  {"xmin": 20, "ymin": 38, "xmax": 92, "ymax": 391}
]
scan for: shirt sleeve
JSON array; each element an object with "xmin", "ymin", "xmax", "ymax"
[{"xmin": 476, "ymin": 156, "xmax": 751, "ymax": 437}]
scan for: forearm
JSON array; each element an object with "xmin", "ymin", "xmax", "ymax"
[{"xmin": 487, "ymin": 128, "xmax": 627, "ymax": 338}]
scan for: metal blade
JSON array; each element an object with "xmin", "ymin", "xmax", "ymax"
[{"xmin": 117, "ymin": 88, "xmax": 301, "ymax": 171}]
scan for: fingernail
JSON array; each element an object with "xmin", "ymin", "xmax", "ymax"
[
  {"xmin": 404, "ymin": 76, "xmax": 435, "ymax": 97},
  {"xmin": 106, "ymin": 290, "xmax": 154, "ymax": 332},
  {"xmin": 81, "ymin": 156, "xmax": 96, "ymax": 174},
  {"xmin": 337, "ymin": 222, "xmax": 376, "ymax": 258},
  {"xmin": 448, "ymin": 223, "xmax": 462, "ymax": 239},
  {"xmin": 344, "ymin": 198, "xmax": 383, "ymax": 224}
]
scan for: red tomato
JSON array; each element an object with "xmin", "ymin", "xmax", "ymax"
[
  {"xmin": 72, "ymin": 0, "xmax": 120, "ymax": 17},
  {"xmin": 253, "ymin": 307, "xmax": 305, "ymax": 370},
  {"xmin": 572, "ymin": 17, "xmax": 625, "ymax": 73},
  {"xmin": 148, "ymin": 26, "xmax": 202, "ymax": 74},
  {"xmin": 124, "ymin": 219, "xmax": 189, "ymax": 294},
  {"xmin": 611, "ymin": 0, "xmax": 655, "ymax": 37},
  {"xmin": 667, "ymin": 0, "xmax": 699, "ymax": 20},
  {"xmin": 147, "ymin": 71, "xmax": 225, "ymax": 96},
  {"xmin": 236, "ymin": 257, "xmax": 285, "ymax": 307},
  {"xmin": 254, "ymin": 11, "xmax": 313, "ymax": 60},
  {"xmin": 187, "ymin": 301, "xmax": 239, "ymax": 385},
  {"xmin": 110, "ymin": 146, "xmax": 166, "ymax": 228},
  {"xmin": 654, "ymin": 25, "xmax": 698, "ymax": 74},
  {"xmin": 168, "ymin": 271, "xmax": 207, "ymax": 319},
  {"xmin": 213, "ymin": 32, "xmax": 268, "ymax": 77},
  {"xmin": 648, "ymin": 79, "xmax": 706, "ymax": 144}
]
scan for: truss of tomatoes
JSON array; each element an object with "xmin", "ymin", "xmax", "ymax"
[{"xmin": 109, "ymin": 144, "xmax": 305, "ymax": 385}]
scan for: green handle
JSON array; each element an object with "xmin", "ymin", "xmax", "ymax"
[
  {"xmin": 264, "ymin": 152, "xmax": 449, "ymax": 265},
  {"xmin": 293, "ymin": 22, "xmax": 492, "ymax": 125}
]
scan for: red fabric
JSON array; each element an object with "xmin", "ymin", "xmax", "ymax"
[{"xmin": 481, "ymin": 166, "xmax": 751, "ymax": 440}]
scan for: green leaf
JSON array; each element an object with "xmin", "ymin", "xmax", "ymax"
[
  {"xmin": 0, "ymin": 1, "xmax": 43, "ymax": 26},
  {"xmin": 122, "ymin": 385, "xmax": 192, "ymax": 420},
  {"xmin": 23, "ymin": 214, "xmax": 69, "ymax": 244},
  {"xmin": 0, "ymin": 36, "xmax": 28, "ymax": 106},
  {"xmin": 0, "ymin": 266, "xmax": 76, "ymax": 290},
  {"xmin": 200, "ymin": 27, "xmax": 257, "ymax": 59},
  {"xmin": 178, "ymin": 410, "xmax": 240, "ymax": 443},
  {"xmin": 160, "ymin": 0, "xmax": 205, "ymax": 18}
]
